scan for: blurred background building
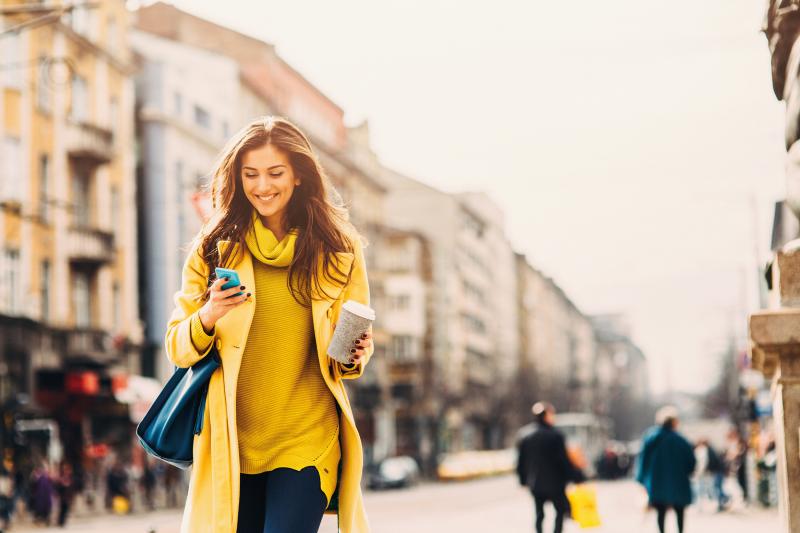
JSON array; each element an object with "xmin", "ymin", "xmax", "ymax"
[
  {"xmin": 0, "ymin": 0, "xmax": 654, "ymax": 499},
  {"xmin": 0, "ymin": 0, "xmax": 142, "ymax": 481}
]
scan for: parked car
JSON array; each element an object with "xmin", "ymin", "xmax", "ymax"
[{"xmin": 367, "ymin": 456, "xmax": 420, "ymax": 490}]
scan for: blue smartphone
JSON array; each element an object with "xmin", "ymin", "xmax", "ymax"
[{"xmin": 214, "ymin": 267, "xmax": 243, "ymax": 297}]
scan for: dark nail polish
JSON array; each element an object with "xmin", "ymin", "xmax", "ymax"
[
  {"xmin": 354, "ymin": 339, "xmax": 360, "ymax": 345},
  {"xmin": 240, "ymin": 285, "xmax": 245, "ymax": 290},
  {"xmin": 361, "ymin": 333, "xmax": 368, "ymax": 339},
  {"xmin": 246, "ymin": 292, "xmax": 251, "ymax": 297},
  {"xmin": 350, "ymin": 348, "xmax": 356, "ymax": 354},
  {"xmin": 349, "ymin": 359, "xmax": 355, "ymax": 364}
]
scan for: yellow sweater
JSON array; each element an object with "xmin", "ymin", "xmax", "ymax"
[{"xmin": 190, "ymin": 221, "xmax": 341, "ymax": 505}]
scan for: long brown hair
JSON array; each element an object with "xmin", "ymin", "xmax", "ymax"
[{"xmin": 194, "ymin": 116, "xmax": 358, "ymax": 305}]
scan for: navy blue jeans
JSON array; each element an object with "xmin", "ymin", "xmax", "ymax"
[{"xmin": 237, "ymin": 467, "xmax": 327, "ymax": 533}]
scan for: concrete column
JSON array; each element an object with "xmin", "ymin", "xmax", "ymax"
[{"xmin": 750, "ymin": 240, "xmax": 800, "ymax": 532}]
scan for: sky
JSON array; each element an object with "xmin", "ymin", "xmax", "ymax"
[{"xmin": 159, "ymin": 0, "xmax": 786, "ymax": 394}]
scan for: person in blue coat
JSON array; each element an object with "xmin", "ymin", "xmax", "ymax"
[{"xmin": 636, "ymin": 406, "xmax": 696, "ymax": 533}]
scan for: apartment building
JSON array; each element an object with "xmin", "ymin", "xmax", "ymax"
[
  {"xmin": 382, "ymin": 171, "xmax": 510, "ymax": 451},
  {"xmin": 516, "ymin": 256, "xmax": 596, "ymax": 414},
  {"xmin": 0, "ymin": 1, "xmax": 140, "ymax": 465}
]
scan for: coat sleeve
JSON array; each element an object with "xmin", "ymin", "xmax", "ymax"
[
  {"xmin": 554, "ymin": 432, "xmax": 579, "ymax": 483},
  {"xmin": 635, "ymin": 433, "xmax": 652, "ymax": 485},
  {"xmin": 164, "ymin": 243, "xmax": 216, "ymax": 368},
  {"xmin": 685, "ymin": 438, "xmax": 697, "ymax": 475},
  {"xmin": 515, "ymin": 434, "xmax": 528, "ymax": 486},
  {"xmin": 336, "ymin": 236, "xmax": 375, "ymax": 379}
]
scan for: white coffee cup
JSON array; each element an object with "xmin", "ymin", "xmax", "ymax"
[{"xmin": 327, "ymin": 300, "xmax": 376, "ymax": 365}]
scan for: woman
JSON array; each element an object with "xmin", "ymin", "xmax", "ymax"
[
  {"xmin": 165, "ymin": 116, "xmax": 374, "ymax": 533},
  {"xmin": 636, "ymin": 406, "xmax": 696, "ymax": 533}
]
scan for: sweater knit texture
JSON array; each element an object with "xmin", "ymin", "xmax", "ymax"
[{"xmin": 191, "ymin": 214, "xmax": 341, "ymax": 505}]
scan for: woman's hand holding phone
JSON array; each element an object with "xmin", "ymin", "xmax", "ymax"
[{"xmin": 198, "ymin": 275, "xmax": 250, "ymax": 333}]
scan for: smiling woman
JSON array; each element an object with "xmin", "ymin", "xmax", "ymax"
[{"xmin": 164, "ymin": 116, "xmax": 374, "ymax": 533}]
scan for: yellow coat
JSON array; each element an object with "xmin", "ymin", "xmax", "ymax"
[{"xmin": 165, "ymin": 236, "xmax": 373, "ymax": 533}]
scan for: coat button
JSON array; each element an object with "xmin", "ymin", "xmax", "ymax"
[{"xmin": 215, "ymin": 338, "xmax": 222, "ymax": 350}]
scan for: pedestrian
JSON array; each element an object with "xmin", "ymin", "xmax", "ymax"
[
  {"xmin": 725, "ymin": 429, "xmax": 749, "ymax": 503},
  {"xmin": 516, "ymin": 402, "xmax": 584, "ymax": 533},
  {"xmin": 163, "ymin": 464, "xmax": 178, "ymax": 508},
  {"xmin": 29, "ymin": 463, "xmax": 54, "ymax": 526},
  {"xmin": 56, "ymin": 463, "xmax": 75, "ymax": 527},
  {"xmin": 163, "ymin": 116, "xmax": 374, "ymax": 533},
  {"xmin": 105, "ymin": 459, "xmax": 130, "ymax": 512},
  {"xmin": 694, "ymin": 438, "xmax": 728, "ymax": 511},
  {"xmin": 636, "ymin": 406, "xmax": 696, "ymax": 533},
  {"xmin": 141, "ymin": 459, "xmax": 156, "ymax": 510},
  {"xmin": 0, "ymin": 463, "xmax": 13, "ymax": 532}
]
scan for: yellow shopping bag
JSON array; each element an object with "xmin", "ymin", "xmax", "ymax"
[
  {"xmin": 112, "ymin": 495, "xmax": 130, "ymax": 515},
  {"xmin": 567, "ymin": 483, "xmax": 602, "ymax": 528}
]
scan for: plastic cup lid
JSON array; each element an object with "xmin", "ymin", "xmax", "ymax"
[{"xmin": 342, "ymin": 300, "xmax": 375, "ymax": 321}]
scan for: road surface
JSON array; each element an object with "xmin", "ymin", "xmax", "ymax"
[{"xmin": 14, "ymin": 475, "xmax": 778, "ymax": 532}]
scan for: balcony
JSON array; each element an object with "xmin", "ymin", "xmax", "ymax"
[
  {"xmin": 66, "ymin": 226, "xmax": 114, "ymax": 265},
  {"xmin": 65, "ymin": 120, "xmax": 113, "ymax": 163},
  {"xmin": 62, "ymin": 329, "xmax": 117, "ymax": 365}
]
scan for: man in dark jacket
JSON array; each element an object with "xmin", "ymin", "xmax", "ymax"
[{"xmin": 517, "ymin": 402, "xmax": 581, "ymax": 533}]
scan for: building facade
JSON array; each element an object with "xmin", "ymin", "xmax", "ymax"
[
  {"xmin": 590, "ymin": 314, "xmax": 651, "ymax": 439},
  {"xmin": 0, "ymin": 1, "xmax": 141, "ymax": 469},
  {"xmin": 516, "ymin": 256, "xmax": 596, "ymax": 415},
  {"xmin": 383, "ymin": 172, "xmax": 511, "ymax": 452}
]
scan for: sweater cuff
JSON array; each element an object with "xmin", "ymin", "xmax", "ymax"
[{"xmin": 190, "ymin": 312, "xmax": 215, "ymax": 355}]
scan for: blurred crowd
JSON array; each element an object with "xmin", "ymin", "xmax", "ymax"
[{"xmin": 0, "ymin": 455, "xmax": 187, "ymax": 531}]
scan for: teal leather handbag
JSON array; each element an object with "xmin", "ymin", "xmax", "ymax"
[{"xmin": 136, "ymin": 348, "xmax": 221, "ymax": 469}]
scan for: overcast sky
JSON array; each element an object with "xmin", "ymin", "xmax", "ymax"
[{"xmin": 159, "ymin": 0, "xmax": 786, "ymax": 394}]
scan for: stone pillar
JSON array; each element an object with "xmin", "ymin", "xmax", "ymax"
[{"xmin": 750, "ymin": 239, "xmax": 800, "ymax": 532}]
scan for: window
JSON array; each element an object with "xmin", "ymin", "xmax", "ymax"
[
  {"xmin": 2, "ymin": 137, "xmax": 23, "ymax": 203},
  {"xmin": 110, "ymin": 185, "xmax": 119, "ymax": 234},
  {"xmin": 36, "ymin": 57, "xmax": 51, "ymax": 112},
  {"xmin": 41, "ymin": 260, "xmax": 50, "ymax": 321},
  {"xmin": 109, "ymin": 97, "xmax": 118, "ymax": 136},
  {"xmin": 462, "ymin": 210, "xmax": 485, "ymax": 238},
  {"xmin": 193, "ymin": 105, "xmax": 210, "ymax": 129},
  {"xmin": 70, "ymin": 74, "xmax": 88, "ymax": 122},
  {"xmin": 391, "ymin": 335, "xmax": 417, "ymax": 362},
  {"xmin": 39, "ymin": 154, "xmax": 49, "ymax": 221},
  {"xmin": 71, "ymin": 170, "xmax": 90, "ymax": 226},
  {"xmin": 69, "ymin": 6, "xmax": 91, "ymax": 37},
  {"xmin": 174, "ymin": 91, "xmax": 183, "ymax": 117},
  {"xmin": 195, "ymin": 172, "xmax": 208, "ymax": 190},
  {"xmin": 462, "ymin": 312, "xmax": 486, "ymax": 334},
  {"xmin": 112, "ymin": 282, "xmax": 120, "ymax": 330},
  {"xmin": 3, "ymin": 31, "xmax": 22, "ymax": 89},
  {"xmin": 73, "ymin": 271, "xmax": 91, "ymax": 327},
  {"xmin": 175, "ymin": 161, "xmax": 185, "ymax": 277},
  {"xmin": 107, "ymin": 17, "xmax": 118, "ymax": 53},
  {"xmin": 462, "ymin": 279, "xmax": 485, "ymax": 303},
  {"xmin": 1, "ymin": 249, "xmax": 21, "ymax": 315},
  {"xmin": 389, "ymin": 294, "xmax": 410, "ymax": 311}
]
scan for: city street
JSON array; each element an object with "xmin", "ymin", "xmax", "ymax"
[{"xmin": 14, "ymin": 475, "xmax": 778, "ymax": 533}]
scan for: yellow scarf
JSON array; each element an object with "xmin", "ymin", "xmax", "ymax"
[{"xmin": 244, "ymin": 212, "xmax": 298, "ymax": 268}]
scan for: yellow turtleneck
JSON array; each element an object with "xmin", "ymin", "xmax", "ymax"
[{"xmin": 190, "ymin": 214, "xmax": 341, "ymax": 505}]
